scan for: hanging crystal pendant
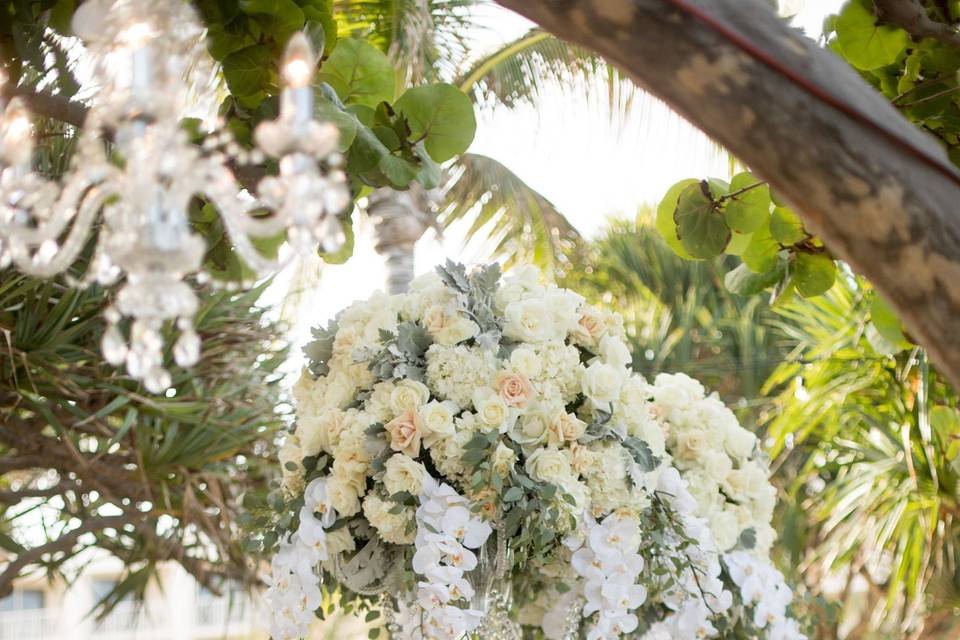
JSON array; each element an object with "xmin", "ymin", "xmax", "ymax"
[{"xmin": 0, "ymin": 1, "xmax": 351, "ymax": 392}]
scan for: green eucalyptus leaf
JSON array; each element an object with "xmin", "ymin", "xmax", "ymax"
[
  {"xmin": 319, "ymin": 39, "xmax": 395, "ymax": 108},
  {"xmin": 792, "ymin": 253, "xmax": 836, "ymax": 297},
  {"xmin": 395, "ymin": 84, "xmax": 477, "ymax": 163},
  {"xmin": 723, "ymin": 172, "xmax": 770, "ymax": 233},
  {"xmin": 835, "ymin": 0, "xmax": 909, "ymax": 70},
  {"xmin": 770, "ymin": 207, "xmax": 807, "ymax": 245},
  {"xmin": 674, "ymin": 181, "xmax": 730, "ymax": 259},
  {"xmin": 656, "ymin": 179, "xmax": 698, "ymax": 259}
]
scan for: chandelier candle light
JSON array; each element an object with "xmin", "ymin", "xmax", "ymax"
[{"xmin": 0, "ymin": 0, "xmax": 350, "ymax": 393}]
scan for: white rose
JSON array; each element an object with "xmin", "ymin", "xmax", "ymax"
[
  {"xmin": 676, "ymin": 428, "xmax": 710, "ymax": 462},
  {"xmin": 525, "ymin": 447, "xmax": 572, "ymax": 484},
  {"xmin": 509, "ymin": 346, "xmax": 542, "ymax": 379},
  {"xmin": 365, "ymin": 381, "xmax": 396, "ymax": 422},
  {"xmin": 473, "ymin": 387, "xmax": 512, "ymax": 432},
  {"xmin": 419, "ymin": 399, "xmax": 458, "ymax": 446},
  {"xmin": 725, "ymin": 425, "xmax": 757, "ymax": 460},
  {"xmin": 544, "ymin": 287, "xmax": 583, "ymax": 335},
  {"xmin": 597, "ymin": 334, "xmax": 632, "ymax": 369},
  {"xmin": 581, "ymin": 362, "xmax": 626, "ymax": 408},
  {"xmin": 327, "ymin": 472, "xmax": 363, "ymax": 517},
  {"xmin": 503, "ymin": 298, "xmax": 557, "ymax": 343},
  {"xmin": 570, "ymin": 304, "xmax": 605, "ymax": 347},
  {"xmin": 709, "ymin": 508, "xmax": 741, "ymax": 551},
  {"xmin": 383, "ymin": 453, "xmax": 427, "ymax": 497},
  {"xmin": 546, "ymin": 408, "xmax": 586, "ymax": 445},
  {"xmin": 491, "ymin": 441, "xmax": 517, "ymax": 477},
  {"xmin": 363, "ymin": 495, "xmax": 415, "ymax": 545},
  {"xmin": 390, "ymin": 379, "xmax": 430, "ymax": 415},
  {"xmin": 423, "ymin": 304, "xmax": 479, "ymax": 346},
  {"xmin": 509, "ymin": 410, "xmax": 550, "ymax": 449},
  {"xmin": 702, "ymin": 451, "xmax": 734, "ymax": 484},
  {"xmin": 297, "ymin": 408, "xmax": 348, "ymax": 457}
]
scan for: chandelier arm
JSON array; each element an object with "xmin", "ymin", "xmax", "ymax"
[
  {"xmin": 199, "ymin": 163, "xmax": 290, "ymax": 237},
  {"xmin": 7, "ymin": 185, "xmax": 114, "ymax": 278}
]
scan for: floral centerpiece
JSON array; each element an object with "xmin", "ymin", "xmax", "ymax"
[{"xmin": 259, "ymin": 262, "xmax": 805, "ymax": 640}]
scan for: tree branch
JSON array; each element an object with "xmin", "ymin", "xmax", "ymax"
[
  {"xmin": 0, "ymin": 515, "xmax": 129, "ymax": 598},
  {"xmin": 494, "ymin": 0, "xmax": 960, "ymax": 388},
  {"xmin": 2, "ymin": 86, "xmax": 89, "ymax": 129},
  {"xmin": 874, "ymin": 0, "xmax": 960, "ymax": 49}
]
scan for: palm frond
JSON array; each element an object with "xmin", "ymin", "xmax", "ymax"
[
  {"xmin": 440, "ymin": 152, "xmax": 581, "ymax": 271},
  {"xmin": 334, "ymin": 0, "xmax": 474, "ymax": 83},
  {"xmin": 457, "ymin": 28, "xmax": 644, "ymax": 121},
  {"xmin": 762, "ymin": 276, "xmax": 960, "ymax": 634}
]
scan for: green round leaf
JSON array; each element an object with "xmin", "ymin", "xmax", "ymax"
[
  {"xmin": 724, "ymin": 261, "xmax": 785, "ymax": 296},
  {"xmin": 222, "ymin": 45, "xmax": 274, "ymax": 97},
  {"xmin": 314, "ymin": 94, "xmax": 358, "ymax": 151},
  {"xmin": 742, "ymin": 223, "xmax": 780, "ymax": 273},
  {"xmin": 239, "ymin": 0, "xmax": 305, "ymax": 41},
  {"xmin": 674, "ymin": 181, "xmax": 731, "ymax": 259},
  {"xmin": 835, "ymin": 0, "xmax": 908, "ymax": 70},
  {"xmin": 770, "ymin": 207, "xmax": 807, "ymax": 245},
  {"xmin": 725, "ymin": 231, "xmax": 753, "ymax": 256},
  {"xmin": 319, "ymin": 40, "xmax": 396, "ymax": 108},
  {"xmin": 792, "ymin": 253, "xmax": 836, "ymax": 297},
  {"xmin": 394, "ymin": 83, "xmax": 477, "ymax": 163},
  {"xmin": 656, "ymin": 179, "xmax": 698, "ymax": 259},
  {"xmin": 723, "ymin": 172, "xmax": 770, "ymax": 233}
]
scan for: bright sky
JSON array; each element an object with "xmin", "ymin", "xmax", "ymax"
[{"xmin": 275, "ymin": 0, "xmax": 845, "ymax": 363}]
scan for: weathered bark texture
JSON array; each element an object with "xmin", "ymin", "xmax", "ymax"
[{"xmin": 495, "ymin": 0, "xmax": 960, "ymax": 387}]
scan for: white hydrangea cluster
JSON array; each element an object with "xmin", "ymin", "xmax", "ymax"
[
  {"xmin": 266, "ymin": 478, "xmax": 336, "ymax": 640},
  {"xmin": 652, "ymin": 372, "xmax": 777, "ymax": 553},
  {"xmin": 411, "ymin": 477, "xmax": 492, "ymax": 640},
  {"xmin": 269, "ymin": 262, "xmax": 803, "ymax": 640},
  {"xmin": 568, "ymin": 512, "xmax": 648, "ymax": 639}
]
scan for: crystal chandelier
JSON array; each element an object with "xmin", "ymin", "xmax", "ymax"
[{"xmin": 0, "ymin": 0, "xmax": 350, "ymax": 392}]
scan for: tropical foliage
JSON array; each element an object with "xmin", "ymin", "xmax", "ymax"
[
  {"xmin": 0, "ymin": 267, "xmax": 287, "ymax": 609},
  {"xmin": 560, "ymin": 213, "xmax": 783, "ymax": 408},
  {"xmin": 762, "ymin": 279, "xmax": 960, "ymax": 639}
]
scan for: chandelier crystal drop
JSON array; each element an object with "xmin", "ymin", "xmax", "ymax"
[{"xmin": 0, "ymin": 0, "xmax": 350, "ymax": 393}]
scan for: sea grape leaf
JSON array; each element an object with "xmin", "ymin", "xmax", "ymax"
[
  {"xmin": 834, "ymin": 0, "xmax": 908, "ymax": 71},
  {"xmin": 723, "ymin": 172, "xmax": 770, "ymax": 233},
  {"xmin": 656, "ymin": 179, "xmax": 698, "ymax": 259},
  {"xmin": 674, "ymin": 181, "xmax": 731, "ymax": 259},
  {"xmin": 319, "ymin": 39, "xmax": 396, "ymax": 108},
  {"xmin": 770, "ymin": 207, "xmax": 807, "ymax": 245},
  {"xmin": 793, "ymin": 253, "xmax": 836, "ymax": 297},
  {"xmin": 395, "ymin": 84, "xmax": 477, "ymax": 162}
]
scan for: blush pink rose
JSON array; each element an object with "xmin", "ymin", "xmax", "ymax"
[
  {"xmin": 385, "ymin": 408, "xmax": 422, "ymax": 457},
  {"xmin": 494, "ymin": 370, "xmax": 534, "ymax": 409}
]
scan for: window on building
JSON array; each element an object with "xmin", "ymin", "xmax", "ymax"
[{"xmin": 0, "ymin": 589, "xmax": 45, "ymax": 612}]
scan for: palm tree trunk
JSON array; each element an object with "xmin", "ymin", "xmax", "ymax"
[{"xmin": 368, "ymin": 186, "xmax": 431, "ymax": 294}]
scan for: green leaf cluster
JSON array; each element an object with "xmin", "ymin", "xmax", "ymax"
[{"xmin": 658, "ymin": 172, "xmax": 837, "ymax": 303}]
